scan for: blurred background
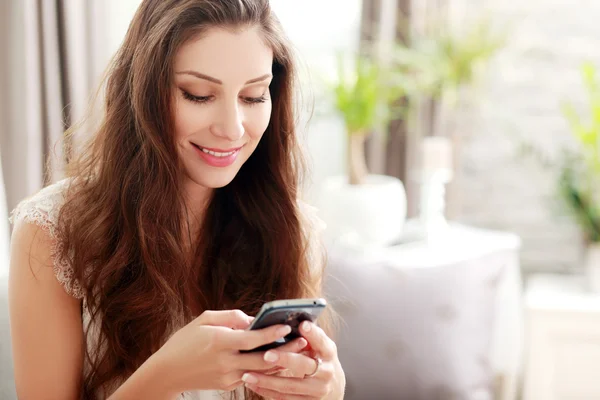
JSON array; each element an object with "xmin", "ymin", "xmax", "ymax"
[{"xmin": 3, "ymin": 0, "xmax": 600, "ymax": 399}]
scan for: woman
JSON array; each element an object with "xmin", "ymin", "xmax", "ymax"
[{"xmin": 8, "ymin": 0, "xmax": 345, "ymax": 399}]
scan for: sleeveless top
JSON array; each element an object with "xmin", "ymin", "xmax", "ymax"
[{"xmin": 9, "ymin": 178, "xmax": 326, "ymax": 399}]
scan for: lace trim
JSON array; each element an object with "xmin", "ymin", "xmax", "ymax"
[{"xmin": 9, "ymin": 181, "xmax": 85, "ymax": 299}]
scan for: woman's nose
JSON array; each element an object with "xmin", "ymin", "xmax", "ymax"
[{"xmin": 211, "ymin": 103, "xmax": 244, "ymax": 141}]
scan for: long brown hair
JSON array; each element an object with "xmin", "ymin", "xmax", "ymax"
[{"xmin": 55, "ymin": 0, "xmax": 330, "ymax": 397}]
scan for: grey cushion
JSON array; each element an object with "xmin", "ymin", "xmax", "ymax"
[{"xmin": 324, "ymin": 247, "xmax": 510, "ymax": 400}]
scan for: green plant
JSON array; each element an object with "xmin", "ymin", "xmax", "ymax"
[
  {"xmin": 557, "ymin": 159, "xmax": 600, "ymax": 242},
  {"xmin": 558, "ymin": 61, "xmax": 600, "ymax": 242},
  {"xmin": 518, "ymin": 62, "xmax": 600, "ymax": 243},
  {"xmin": 330, "ymin": 53, "xmax": 407, "ymax": 185},
  {"xmin": 432, "ymin": 20, "xmax": 503, "ymax": 103},
  {"xmin": 328, "ymin": 17, "xmax": 504, "ymax": 186},
  {"xmin": 393, "ymin": 17, "xmax": 505, "ymax": 120},
  {"xmin": 562, "ymin": 62, "xmax": 600, "ymax": 174}
]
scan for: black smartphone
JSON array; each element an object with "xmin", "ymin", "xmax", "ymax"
[{"xmin": 240, "ymin": 298, "xmax": 327, "ymax": 353}]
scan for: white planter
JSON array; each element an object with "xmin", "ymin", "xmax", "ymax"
[
  {"xmin": 585, "ymin": 243, "xmax": 600, "ymax": 292},
  {"xmin": 314, "ymin": 174, "xmax": 407, "ymax": 247}
]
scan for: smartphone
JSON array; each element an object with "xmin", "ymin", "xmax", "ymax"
[{"xmin": 240, "ymin": 298, "xmax": 327, "ymax": 353}]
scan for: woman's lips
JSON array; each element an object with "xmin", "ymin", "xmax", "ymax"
[{"xmin": 191, "ymin": 143, "xmax": 242, "ymax": 167}]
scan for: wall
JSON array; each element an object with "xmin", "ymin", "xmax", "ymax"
[
  {"xmin": 270, "ymin": 0, "xmax": 361, "ymax": 197},
  {"xmin": 453, "ymin": 0, "xmax": 600, "ymax": 273},
  {"xmin": 104, "ymin": 0, "xmax": 144, "ymax": 60}
]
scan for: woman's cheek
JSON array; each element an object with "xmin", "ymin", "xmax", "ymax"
[{"xmin": 246, "ymin": 103, "xmax": 272, "ymax": 140}]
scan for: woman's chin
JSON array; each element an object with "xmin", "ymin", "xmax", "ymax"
[{"xmin": 187, "ymin": 170, "xmax": 238, "ymax": 190}]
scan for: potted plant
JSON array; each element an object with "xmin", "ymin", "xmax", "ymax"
[
  {"xmin": 519, "ymin": 61, "xmax": 600, "ymax": 290},
  {"xmin": 559, "ymin": 61, "xmax": 600, "ymax": 290},
  {"xmin": 395, "ymin": 16, "xmax": 505, "ymax": 132},
  {"xmin": 332, "ymin": 54, "xmax": 408, "ymax": 185},
  {"xmin": 315, "ymin": 53, "xmax": 410, "ymax": 247}
]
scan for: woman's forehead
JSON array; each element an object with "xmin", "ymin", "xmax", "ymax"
[{"xmin": 174, "ymin": 26, "xmax": 274, "ymax": 86}]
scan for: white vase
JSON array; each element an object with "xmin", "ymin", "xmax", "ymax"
[
  {"xmin": 585, "ymin": 243, "xmax": 600, "ymax": 292},
  {"xmin": 314, "ymin": 174, "xmax": 407, "ymax": 247}
]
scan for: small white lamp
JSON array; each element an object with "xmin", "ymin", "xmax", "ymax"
[{"xmin": 418, "ymin": 136, "xmax": 453, "ymax": 240}]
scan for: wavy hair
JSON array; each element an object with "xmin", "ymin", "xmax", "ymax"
[{"xmin": 55, "ymin": 0, "xmax": 330, "ymax": 397}]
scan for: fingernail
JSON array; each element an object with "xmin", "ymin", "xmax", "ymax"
[
  {"xmin": 278, "ymin": 325, "xmax": 292, "ymax": 336},
  {"xmin": 302, "ymin": 321, "xmax": 312, "ymax": 332},
  {"xmin": 242, "ymin": 373, "xmax": 258, "ymax": 384},
  {"xmin": 264, "ymin": 351, "xmax": 278, "ymax": 362}
]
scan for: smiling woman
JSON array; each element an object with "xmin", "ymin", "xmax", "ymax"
[{"xmin": 7, "ymin": 1, "xmax": 344, "ymax": 400}]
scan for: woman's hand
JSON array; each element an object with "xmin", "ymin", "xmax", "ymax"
[
  {"xmin": 152, "ymin": 309, "xmax": 308, "ymax": 395},
  {"xmin": 241, "ymin": 321, "xmax": 346, "ymax": 400}
]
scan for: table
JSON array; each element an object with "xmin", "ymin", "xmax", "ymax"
[{"xmin": 523, "ymin": 273, "xmax": 600, "ymax": 400}]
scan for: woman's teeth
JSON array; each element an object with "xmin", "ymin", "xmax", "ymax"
[{"xmin": 200, "ymin": 148, "xmax": 236, "ymax": 157}]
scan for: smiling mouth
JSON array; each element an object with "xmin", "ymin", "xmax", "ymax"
[{"xmin": 191, "ymin": 143, "xmax": 242, "ymax": 157}]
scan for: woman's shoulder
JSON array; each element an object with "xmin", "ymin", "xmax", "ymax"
[
  {"xmin": 9, "ymin": 178, "xmax": 84, "ymax": 299},
  {"xmin": 9, "ymin": 178, "xmax": 72, "ymax": 236}
]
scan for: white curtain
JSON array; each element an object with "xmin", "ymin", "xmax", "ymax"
[
  {"xmin": 0, "ymin": 0, "xmax": 107, "ymax": 220},
  {"xmin": 0, "ymin": 1, "xmax": 12, "ymax": 278},
  {"xmin": 0, "ymin": 158, "xmax": 8, "ymax": 278}
]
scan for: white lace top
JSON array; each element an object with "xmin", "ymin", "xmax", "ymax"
[{"xmin": 9, "ymin": 178, "xmax": 326, "ymax": 400}]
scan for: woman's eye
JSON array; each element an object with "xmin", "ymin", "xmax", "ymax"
[
  {"xmin": 242, "ymin": 95, "xmax": 268, "ymax": 105},
  {"xmin": 180, "ymin": 89, "xmax": 268, "ymax": 105},
  {"xmin": 181, "ymin": 90, "xmax": 213, "ymax": 104}
]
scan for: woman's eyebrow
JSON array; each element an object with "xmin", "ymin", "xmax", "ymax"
[{"xmin": 175, "ymin": 71, "xmax": 272, "ymax": 85}]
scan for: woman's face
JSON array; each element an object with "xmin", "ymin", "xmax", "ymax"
[{"xmin": 172, "ymin": 26, "xmax": 273, "ymax": 195}]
